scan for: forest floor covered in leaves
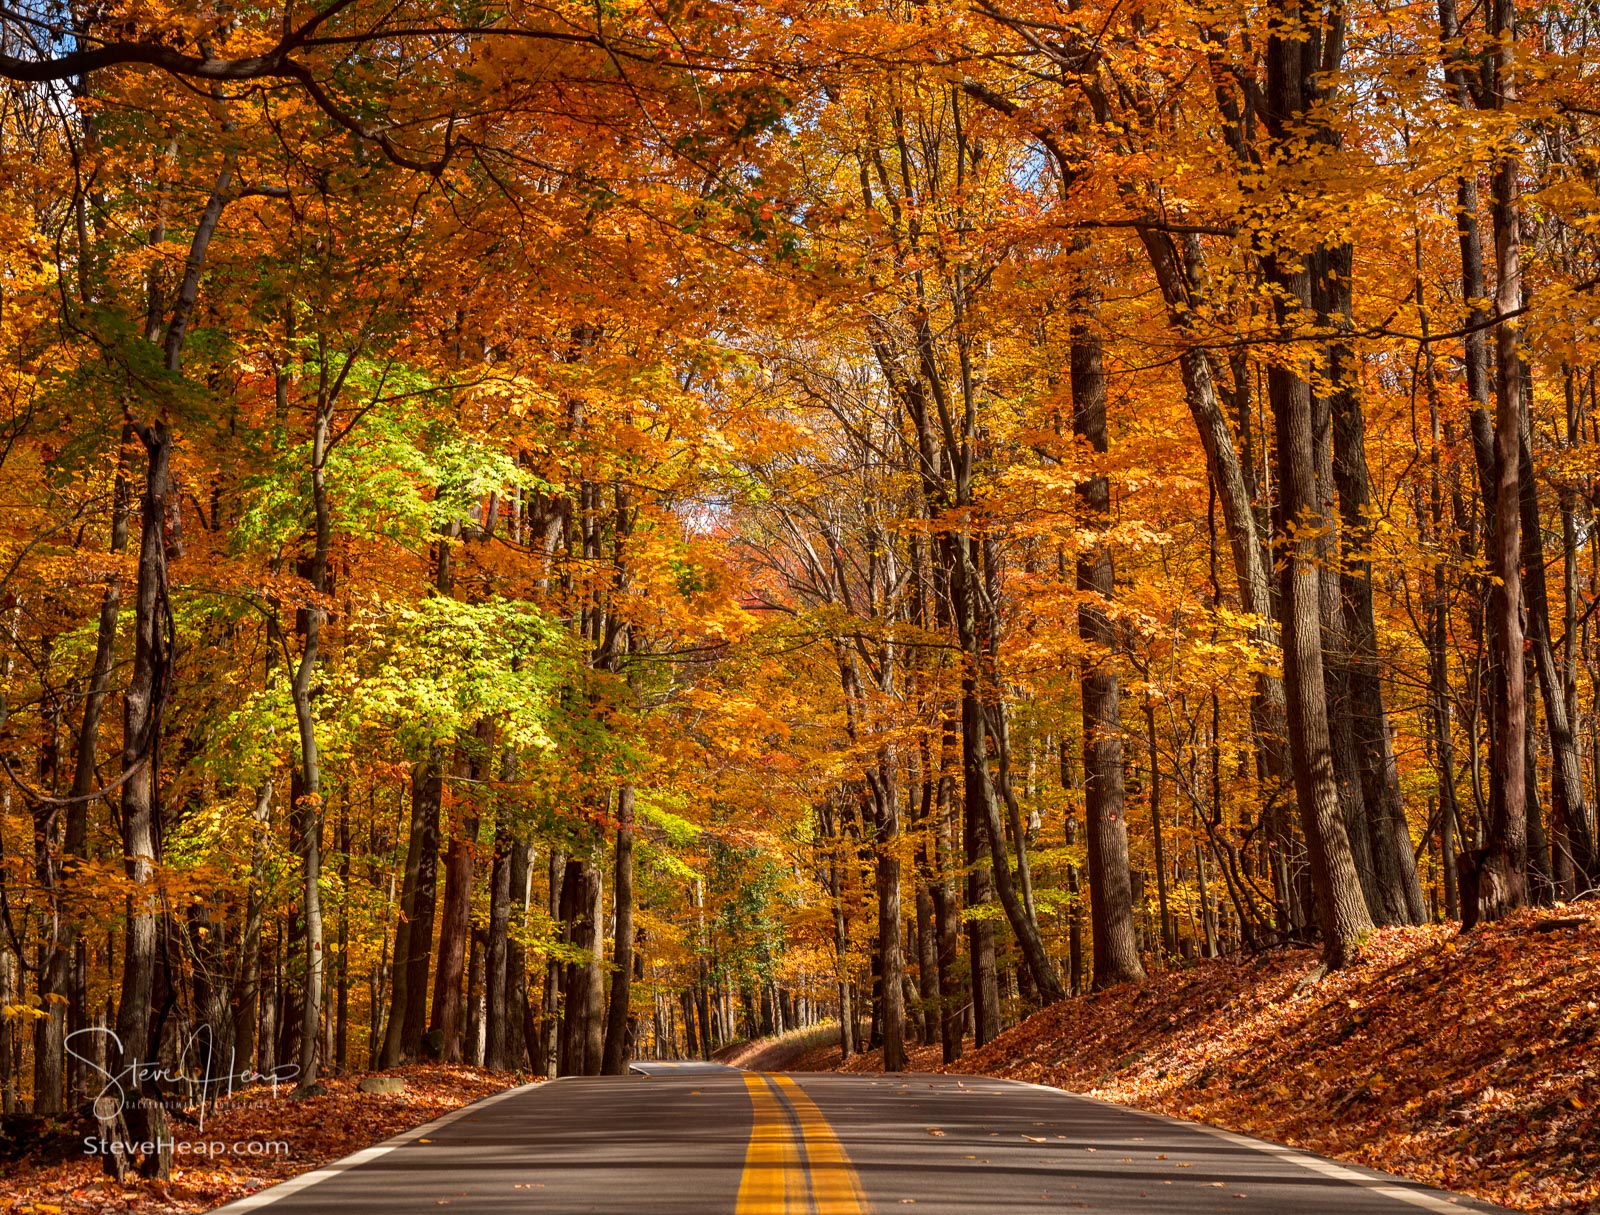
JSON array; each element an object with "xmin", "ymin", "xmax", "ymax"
[
  {"xmin": 783, "ymin": 904, "xmax": 1600, "ymax": 1213},
  {"xmin": 0, "ymin": 1063, "xmax": 522, "ymax": 1214}
]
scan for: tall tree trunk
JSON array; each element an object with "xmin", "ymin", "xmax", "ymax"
[
  {"xmin": 962, "ymin": 708, "xmax": 1002, "ymax": 1044},
  {"xmin": 1429, "ymin": 528, "xmax": 1463, "ymax": 922},
  {"xmin": 1073, "ymin": 324, "xmax": 1145, "ymax": 989},
  {"xmin": 872, "ymin": 766, "xmax": 906, "ymax": 1072},
  {"xmin": 914, "ymin": 860, "xmax": 938, "ymax": 1047},
  {"xmin": 1323, "ymin": 247, "xmax": 1428, "ymax": 925},
  {"xmin": 381, "ymin": 756, "xmax": 441, "ymax": 1065},
  {"xmin": 557, "ymin": 859, "xmax": 582, "ymax": 1074},
  {"xmin": 429, "ymin": 839, "xmax": 473, "ymax": 1061},
  {"xmin": 1146, "ymin": 706, "xmax": 1176, "ymax": 956},
  {"xmin": 485, "ymin": 828, "xmax": 513, "ymax": 1071},
  {"xmin": 933, "ymin": 720, "xmax": 962, "ymax": 1062},
  {"xmin": 260, "ymin": 927, "xmax": 279, "ymax": 1079},
  {"xmin": 431, "ymin": 743, "xmax": 482, "ymax": 1062},
  {"xmin": 1464, "ymin": 0, "xmax": 1532, "ymax": 926},
  {"xmin": 0, "ymin": 939, "xmax": 15, "ymax": 1114},
  {"xmin": 1419, "ymin": 258, "xmax": 1464, "ymax": 923},
  {"xmin": 1060, "ymin": 741, "xmax": 1087, "ymax": 990},
  {"xmin": 98, "ymin": 149, "xmax": 232, "ymax": 1176},
  {"xmin": 558, "ymin": 858, "xmax": 603, "ymax": 1076},
  {"xmin": 30, "ymin": 642, "xmax": 67, "ymax": 1116},
  {"xmin": 964, "ymin": 691, "xmax": 1064, "ymax": 1002},
  {"xmin": 1268, "ymin": 319, "xmax": 1376, "ymax": 967},
  {"xmin": 601, "ymin": 786, "xmax": 637, "ymax": 1075},
  {"xmin": 106, "ymin": 421, "xmax": 174, "ymax": 1179},
  {"xmin": 826, "ymin": 803, "xmax": 855, "ymax": 1062},
  {"xmin": 291, "ymin": 402, "xmax": 331, "ymax": 1090},
  {"xmin": 336, "ymin": 793, "xmax": 350, "ymax": 1073},
  {"xmin": 466, "ymin": 926, "xmax": 487, "ymax": 1066},
  {"xmin": 583, "ymin": 867, "xmax": 604, "ymax": 1073},
  {"xmin": 679, "ymin": 988, "xmax": 699, "ymax": 1059},
  {"xmin": 1262, "ymin": 0, "xmax": 1377, "ymax": 970},
  {"xmin": 236, "ymin": 776, "xmax": 273, "ymax": 1073},
  {"xmin": 539, "ymin": 848, "xmax": 563, "ymax": 1075},
  {"xmin": 45, "ymin": 430, "xmax": 134, "ymax": 1111},
  {"xmin": 1316, "ymin": 410, "xmax": 1382, "ymax": 922},
  {"xmin": 504, "ymin": 839, "xmax": 534, "ymax": 1070},
  {"xmin": 1518, "ymin": 418, "xmax": 1597, "ymax": 886}
]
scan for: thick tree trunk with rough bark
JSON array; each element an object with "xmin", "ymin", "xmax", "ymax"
[
  {"xmin": 583, "ymin": 869, "xmax": 605, "ymax": 1072},
  {"xmin": 1465, "ymin": 0, "xmax": 1531, "ymax": 927},
  {"xmin": 958, "ymin": 704, "xmax": 1003, "ymax": 1043},
  {"xmin": 1262, "ymin": 0, "xmax": 1379, "ymax": 971},
  {"xmin": 1269, "ymin": 334, "xmax": 1377, "ymax": 968},
  {"xmin": 1072, "ymin": 325, "xmax": 1145, "ymax": 988},
  {"xmin": 433, "ymin": 727, "xmax": 488, "ymax": 1062},
  {"xmin": 1323, "ymin": 247, "xmax": 1427, "ymax": 926}
]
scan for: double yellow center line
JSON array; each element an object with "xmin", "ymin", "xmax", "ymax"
[{"xmin": 735, "ymin": 1075, "xmax": 869, "ymax": 1215}]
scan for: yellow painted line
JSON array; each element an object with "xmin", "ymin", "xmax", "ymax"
[
  {"xmin": 772, "ymin": 1075, "xmax": 870, "ymax": 1215},
  {"xmin": 736, "ymin": 1074, "xmax": 803, "ymax": 1214}
]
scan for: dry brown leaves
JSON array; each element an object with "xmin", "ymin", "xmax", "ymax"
[
  {"xmin": 782, "ymin": 907, "xmax": 1598, "ymax": 1212},
  {"xmin": 2, "ymin": 1064, "xmax": 529, "ymax": 1214},
  {"xmin": 935, "ymin": 905, "xmax": 1597, "ymax": 1214}
]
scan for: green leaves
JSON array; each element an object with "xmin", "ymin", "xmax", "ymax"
[{"xmin": 339, "ymin": 594, "xmax": 571, "ymax": 753}]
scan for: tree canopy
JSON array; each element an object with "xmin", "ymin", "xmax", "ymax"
[{"xmin": 2, "ymin": 0, "xmax": 1598, "ymax": 1172}]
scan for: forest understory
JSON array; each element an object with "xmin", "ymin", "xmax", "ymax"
[
  {"xmin": 2, "ymin": 912, "xmax": 1595, "ymax": 1215},
  {"xmin": 777, "ymin": 903, "xmax": 1600, "ymax": 1215}
]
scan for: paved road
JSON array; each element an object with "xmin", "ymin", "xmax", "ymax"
[{"xmin": 215, "ymin": 1063, "xmax": 1502, "ymax": 1213}]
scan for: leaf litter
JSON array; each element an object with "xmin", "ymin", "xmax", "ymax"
[
  {"xmin": 793, "ymin": 905, "xmax": 1600, "ymax": 1214},
  {"xmin": 1, "ymin": 1064, "xmax": 525, "ymax": 1214}
]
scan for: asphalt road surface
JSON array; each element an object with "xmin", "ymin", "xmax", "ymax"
[{"xmin": 214, "ymin": 1062, "xmax": 1503, "ymax": 1214}]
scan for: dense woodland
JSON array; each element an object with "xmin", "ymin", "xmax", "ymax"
[{"xmin": 0, "ymin": 0, "xmax": 1597, "ymax": 1180}]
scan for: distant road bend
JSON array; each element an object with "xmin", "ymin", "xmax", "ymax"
[{"xmin": 214, "ymin": 1062, "xmax": 1503, "ymax": 1214}]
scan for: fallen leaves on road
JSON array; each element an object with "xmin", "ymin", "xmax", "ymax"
[{"xmin": 1, "ymin": 1064, "xmax": 528, "ymax": 1214}]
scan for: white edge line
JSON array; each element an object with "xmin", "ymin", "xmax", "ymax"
[
  {"xmin": 209, "ymin": 1078, "xmax": 558, "ymax": 1213},
  {"xmin": 998, "ymin": 1077, "xmax": 1495, "ymax": 1213}
]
